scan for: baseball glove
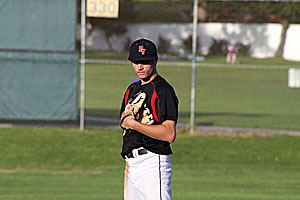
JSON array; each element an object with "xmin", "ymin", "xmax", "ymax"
[
  {"xmin": 135, "ymin": 106, "xmax": 154, "ymax": 125},
  {"xmin": 120, "ymin": 91, "xmax": 147, "ymax": 129}
]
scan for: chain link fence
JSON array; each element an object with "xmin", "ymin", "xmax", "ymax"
[
  {"xmin": 1, "ymin": 0, "xmax": 300, "ymax": 131},
  {"xmin": 82, "ymin": 0, "xmax": 300, "ymax": 131}
]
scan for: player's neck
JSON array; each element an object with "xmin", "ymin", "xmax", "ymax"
[{"xmin": 141, "ymin": 73, "xmax": 157, "ymax": 85}]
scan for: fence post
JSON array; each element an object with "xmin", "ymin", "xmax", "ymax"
[
  {"xmin": 190, "ymin": 0, "xmax": 198, "ymax": 135},
  {"xmin": 80, "ymin": 0, "xmax": 86, "ymax": 131}
]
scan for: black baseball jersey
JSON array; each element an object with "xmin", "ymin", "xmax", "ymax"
[{"xmin": 120, "ymin": 75, "xmax": 179, "ymax": 158}]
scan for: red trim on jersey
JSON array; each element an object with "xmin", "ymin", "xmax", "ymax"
[
  {"xmin": 124, "ymin": 85, "xmax": 136, "ymax": 105},
  {"xmin": 151, "ymin": 81, "xmax": 160, "ymax": 122}
]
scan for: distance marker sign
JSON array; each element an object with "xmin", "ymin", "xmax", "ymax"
[{"xmin": 87, "ymin": 0, "xmax": 119, "ymax": 18}]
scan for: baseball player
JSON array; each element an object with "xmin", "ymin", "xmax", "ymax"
[{"xmin": 120, "ymin": 38, "xmax": 179, "ymax": 200}]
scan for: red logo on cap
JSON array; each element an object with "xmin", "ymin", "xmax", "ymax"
[{"xmin": 138, "ymin": 45, "xmax": 146, "ymax": 55}]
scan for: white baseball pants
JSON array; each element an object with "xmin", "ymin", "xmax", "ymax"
[{"xmin": 124, "ymin": 149, "xmax": 172, "ymax": 200}]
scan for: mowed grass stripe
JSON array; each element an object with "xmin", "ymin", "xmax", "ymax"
[{"xmin": 0, "ymin": 127, "xmax": 300, "ymax": 199}]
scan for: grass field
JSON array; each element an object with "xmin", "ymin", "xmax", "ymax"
[
  {"xmin": 84, "ymin": 56, "xmax": 300, "ymax": 130},
  {"xmin": 0, "ymin": 127, "xmax": 300, "ymax": 200}
]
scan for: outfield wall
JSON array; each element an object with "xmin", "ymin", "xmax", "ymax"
[
  {"xmin": 86, "ymin": 23, "xmax": 300, "ymax": 61},
  {"xmin": 0, "ymin": 0, "xmax": 78, "ymax": 120}
]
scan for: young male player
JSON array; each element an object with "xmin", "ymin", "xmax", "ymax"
[{"xmin": 120, "ymin": 38, "xmax": 179, "ymax": 200}]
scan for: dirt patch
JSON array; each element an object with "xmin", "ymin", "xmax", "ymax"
[
  {"xmin": 0, "ymin": 168, "xmax": 103, "ymax": 174},
  {"xmin": 0, "ymin": 169, "xmax": 16, "ymax": 173}
]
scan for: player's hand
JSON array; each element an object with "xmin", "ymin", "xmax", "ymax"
[
  {"xmin": 121, "ymin": 115, "xmax": 136, "ymax": 130},
  {"xmin": 120, "ymin": 92, "xmax": 146, "ymax": 130}
]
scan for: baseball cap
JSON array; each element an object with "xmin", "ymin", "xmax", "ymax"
[{"xmin": 128, "ymin": 38, "xmax": 158, "ymax": 62}]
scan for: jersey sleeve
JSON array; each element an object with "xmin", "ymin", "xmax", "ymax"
[
  {"xmin": 120, "ymin": 83, "xmax": 135, "ymax": 118},
  {"xmin": 158, "ymin": 87, "xmax": 179, "ymax": 124}
]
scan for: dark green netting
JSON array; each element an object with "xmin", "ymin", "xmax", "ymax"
[{"xmin": 0, "ymin": 52, "xmax": 78, "ymax": 120}]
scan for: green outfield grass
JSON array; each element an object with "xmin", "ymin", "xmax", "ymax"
[
  {"xmin": 85, "ymin": 60, "xmax": 300, "ymax": 130},
  {"xmin": 0, "ymin": 127, "xmax": 300, "ymax": 200}
]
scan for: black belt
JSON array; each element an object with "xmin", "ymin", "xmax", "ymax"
[{"xmin": 126, "ymin": 148, "xmax": 148, "ymax": 159}]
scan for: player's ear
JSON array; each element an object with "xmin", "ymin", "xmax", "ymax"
[
  {"xmin": 151, "ymin": 59, "xmax": 157, "ymax": 68},
  {"xmin": 152, "ymin": 62, "xmax": 157, "ymax": 73}
]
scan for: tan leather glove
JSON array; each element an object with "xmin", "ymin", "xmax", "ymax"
[{"xmin": 120, "ymin": 92, "xmax": 146, "ymax": 129}]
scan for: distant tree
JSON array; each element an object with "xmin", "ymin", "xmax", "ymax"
[
  {"xmin": 166, "ymin": 0, "xmax": 192, "ymax": 22},
  {"xmin": 236, "ymin": 1, "xmax": 295, "ymax": 57},
  {"xmin": 182, "ymin": 34, "xmax": 201, "ymax": 54},
  {"xmin": 162, "ymin": 1, "xmax": 300, "ymax": 57},
  {"xmin": 81, "ymin": 0, "xmax": 136, "ymax": 51},
  {"xmin": 203, "ymin": 1, "xmax": 300, "ymax": 57},
  {"xmin": 123, "ymin": 37, "xmax": 132, "ymax": 52},
  {"xmin": 157, "ymin": 35, "xmax": 171, "ymax": 54},
  {"xmin": 235, "ymin": 42, "xmax": 251, "ymax": 57},
  {"xmin": 198, "ymin": 1, "xmax": 208, "ymax": 22},
  {"xmin": 207, "ymin": 39, "xmax": 228, "ymax": 56}
]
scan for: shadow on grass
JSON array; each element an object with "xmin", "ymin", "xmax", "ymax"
[
  {"xmin": 179, "ymin": 111, "xmax": 269, "ymax": 126},
  {"xmin": 85, "ymin": 109, "xmax": 269, "ymax": 127},
  {"xmin": 0, "ymin": 108, "xmax": 270, "ymax": 129}
]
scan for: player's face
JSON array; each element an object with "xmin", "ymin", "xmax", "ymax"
[{"xmin": 131, "ymin": 60, "xmax": 156, "ymax": 81}]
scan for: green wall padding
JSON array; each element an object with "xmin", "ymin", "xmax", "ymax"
[
  {"xmin": 0, "ymin": 52, "xmax": 78, "ymax": 120},
  {"xmin": 0, "ymin": 0, "xmax": 77, "ymax": 51}
]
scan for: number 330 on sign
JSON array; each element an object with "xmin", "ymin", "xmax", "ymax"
[{"xmin": 87, "ymin": 0, "xmax": 119, "ymax": 18}]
